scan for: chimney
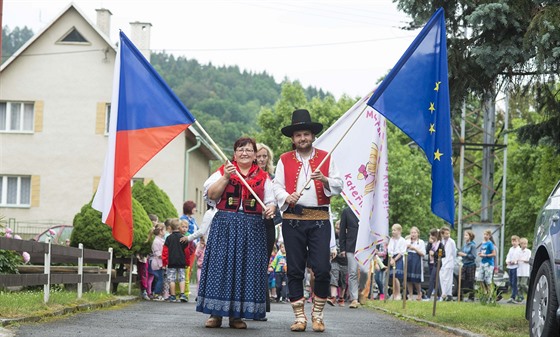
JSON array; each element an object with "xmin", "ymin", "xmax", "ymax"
[
  {"xmin": 129, "ymin": 22, "xmax": 152, "ymax": 62},
  {"xmin": 95, "ymin": 8, "xmax": 112, "ymax": 37}
]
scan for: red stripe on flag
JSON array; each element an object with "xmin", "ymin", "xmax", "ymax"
[{"xmin": 107, "ymin": 124, "xmax": 190, "ymax": 248}]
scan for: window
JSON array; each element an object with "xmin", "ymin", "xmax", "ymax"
[
  {"xmin": 58, "ymin": 27, "xmax": 89, "ymax": 44},
  {"xmin": 0, "ymin": 175, "xmax": 31, "ymax": 207},
  {"xmin": 0, "ymin": 101, "xmax": 34, "ymax": 132}
]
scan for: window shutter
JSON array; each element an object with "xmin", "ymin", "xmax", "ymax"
[
  {"xmin": 34, "ymin": 101, "xmax": 44, "ymax": 132},
  {"xmin": 31, "ymin": 175, "xmax": 40, "ymax": 207},
  {"xmin": 95, "ymin": 102, "xmax": 106, "ymax": 134},
  {"xmin": 93, "ymin": 176, "xmax": 100, "ymax": 194}
]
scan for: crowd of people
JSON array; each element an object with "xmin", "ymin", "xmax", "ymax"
[{"xmin": 133, "ymin": 108, "xmax": 531, "ymax": 332}]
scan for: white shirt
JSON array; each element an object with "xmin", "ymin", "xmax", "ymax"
[
  {"xmin": 506, "ymin": 246, "xmax": 522, "ymax": 270},
  {"xmin": 273, "ymin": 148, "xmax": 343, "ymax": 211},
  {"xmin": 517, "ymin": 248, "xmax": 531, "ymax": 277},
  {"xmin": 388, "ymin": 236, "xmax": 407, "ymax": 256},
  {"xmin": 441, "ymin": 237, "xmax": 456, "ymax": 269}
]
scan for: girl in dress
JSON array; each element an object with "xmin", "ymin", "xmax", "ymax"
[{"xmin": 405, "ymin": 227, "xmax": 426, "ymax": 300}]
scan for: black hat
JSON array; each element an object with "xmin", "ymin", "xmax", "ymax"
[{"xmin": 281, "ymin": 109, "xmax": 323, "ymax": 137}]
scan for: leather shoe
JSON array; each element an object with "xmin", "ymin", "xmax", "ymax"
[
  {"xmin": 229, "ymin": 318, "xmax": 247, "ymax": 329},
  {"xmin": 205, "ymin": 316, "xmax": 222, "ymax": 328},
  {"xmin": 253, "ymin": 317, "xmax": 268, "ymax": 321}
]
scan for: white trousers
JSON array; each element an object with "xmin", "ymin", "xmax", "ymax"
[{"xmin": 439, "ymin": 267, "xmax": 453, "ymax": 297}]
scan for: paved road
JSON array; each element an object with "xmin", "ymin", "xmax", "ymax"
[{"xmin": 6, "ymin": 294, "xmax": 457, "ymax": 337}]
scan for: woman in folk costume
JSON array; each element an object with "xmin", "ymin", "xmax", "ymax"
[{"xmin": 196, "ymin": 137, "xmax": 276, "ymax": 329}]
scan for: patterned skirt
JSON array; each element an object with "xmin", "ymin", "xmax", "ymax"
[
  {"xmin": 196, "ymin": 210, "xmax": 268, "ymax": 319},
  {"xmin": 389, "ymin": 255, "xmax": 404, "ymax": 281},
  {"xmin": 406, "ymin": 252, "xmax": 423, "ymax": 283}
]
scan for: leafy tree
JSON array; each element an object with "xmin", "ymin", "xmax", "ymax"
[
  {"xmin": 393, "ymin": 1, "xmax": 560, "ymax": 149},
  {"xmin": 132, "ymin": 180, "xmax": 178, "ymax": 221},
  {"xmin": 505, "ymin": 118, "xmax": 560, "ymax": 244},
  {"xmin": 70, "ymin": 198, "xmax": 152, "ymax": 258},
  {"xmin": 1, "ymin": 26, "xmax": 34, "ymax": 64}
]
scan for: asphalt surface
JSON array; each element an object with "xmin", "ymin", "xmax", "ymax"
[{"xmin": 2, "ymin": 290, "xmax": 464, "ymax": 337}]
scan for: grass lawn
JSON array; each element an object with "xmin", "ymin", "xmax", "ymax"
[
  {"xmin": 0, "ymin": 286, "xmax": 136, "ymax": 319},
  {"xmin": 367, "ymin": 299, "xmax": 528, "ymax": 337}
]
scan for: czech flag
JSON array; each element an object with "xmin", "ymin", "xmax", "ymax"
[{"xmin": 93, "ymin": 31, "xmax": 196, "ymax": 248}]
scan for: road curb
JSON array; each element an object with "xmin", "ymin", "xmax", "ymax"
[
  {"xmin": 0, "ymin": 296, "xmax": 139, "ymax": 328},
  {"xmin": 371, "ymin": 305, "xmax": 484, "ymax": 337}
]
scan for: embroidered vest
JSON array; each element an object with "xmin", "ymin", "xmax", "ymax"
[
  {"xmin": 280, "ymin": 149, "xmax": 330, "ymax": 205},
  {"xmin": 216, "ymin": 174, "xmax": 265, "ymax": 214}
]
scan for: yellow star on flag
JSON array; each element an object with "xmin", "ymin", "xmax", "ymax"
[
  {"xmin": 429, "ymin": 102, "xmax": 435, "ymax": 113},
  {"xmin": 434, "ymin": 149, "xmax": 443, "ymax": 161},
  {"xmin": 434, "ymin": 81, "xmax": 441, "ymax": 91},
  {"xmin": 429, "ymin": 123, "xmax": 436, "ymax": 134}
]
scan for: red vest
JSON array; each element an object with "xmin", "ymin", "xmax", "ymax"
[
  {"xmin": 216, "ymin": 164, "xmax": 266, "ymax": 214},
  {"xmin": 280, "ymin": 149, "xmax": 330, "ymax": 205}
]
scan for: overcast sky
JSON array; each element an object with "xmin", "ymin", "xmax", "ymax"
[{"xmin": 3, "ymin": 0, "xmax": 420, "ymax": 99}]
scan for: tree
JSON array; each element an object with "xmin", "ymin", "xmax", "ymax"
[
  {"xmin": 1, "ymin": 26, "xmax": 34, "ymax": 64},
  {"xmin": 394, "ymin": 1, "xmax": 560, "ymax": 149},
  {"xmin": 70, "ymin": 198, "xmax": 152, "ymax": 258},
  {"xmin": 132, "ymin": 180, "xmax": 178, "ymax": 221}
]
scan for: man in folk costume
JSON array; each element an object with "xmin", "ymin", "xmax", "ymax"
[{"xmin": 274, "ymin": 109, "xmax": 343, "ymax": 332}]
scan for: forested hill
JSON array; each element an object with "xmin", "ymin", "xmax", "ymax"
[
  {"xmin": 150, "ymin": 52, "xmax": 330, "ymax": 149},
  {"xmin": 2, "ymin": 26, "xmax": 331, "ymax": 149}
]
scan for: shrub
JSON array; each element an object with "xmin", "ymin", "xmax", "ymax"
[
  {"xmin": 132, "ymin": 180, "xmax": 178, "ymax": 221},
  {"xmin": 70, "ymin": 198, "xmax": 152, "ymax": 258}
]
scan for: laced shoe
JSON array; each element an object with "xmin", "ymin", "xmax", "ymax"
[
  {"xmin": 290, "ymin": 298, "xmax": 307, "ymax": 332},
  {"xmin": 311, "ymin": 297, "xmax": 327, "ymax": 332}
]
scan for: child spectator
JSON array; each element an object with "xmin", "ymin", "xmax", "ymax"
[
  {"xmin": 387, "ymin": 223, "xmax": 406, "ymax": 300},
  {"xmin": 149, "ymin": 223, "xmax": 165, "ymax": 301},
  {"xmin": 506, "ymin": 235, "xmax": 522, "ymax": 303},
  {"xmin": 328, "ymin": 220, "xmax": 348, "ymax": 306},
  {"xmin": 195, "ymin": 236, "xmax": 206, "ymax": 287},
  {"xmin": 180, "ymin": 201, "xmax": 198, "ymax": 302},
  {"xmin": 268, "ymin": 245, "xmax": 278, "ymax": 301},
  {"xmin": 269, "ymin": 243, "xmax": 288, "ymax": 303},
  {"xmin": 477, "ymin": 229, "xmax": 497, "ymax": 296},
  {"xmin": 425, "ymin": 228, "xmax": 445, "ymax": 301},
  {"xmin": 439, "ymin": 226, "xmax": 456, "ymax": 301},
  {"xmin": 373, "ymin": 242, "xmax": 387, "ymax": 300},
  {"xmin": 517, "ymin": 237, "xmax": 531, "ymax": 303},
  {"xmin": 405, "ymin": 226, "xmax": 426, "ymax": 301},
  {"xmin": 162, "ymin": 218, "xmax": 189, "ymax": 303},
  {"xmin": 458, "ymin": 230, "xmax": 476, "ymax": 301}
]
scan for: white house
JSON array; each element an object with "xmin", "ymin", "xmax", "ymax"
[{"xmin": 0, "ymin": 3, "xmax": 219, "ymax": 235}]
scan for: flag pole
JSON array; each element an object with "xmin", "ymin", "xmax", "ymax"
[
  {"xmin": 193, "ymin": 120, "xmax": 267, "ymax": 210},
  {"xmin": 298, "ymin": 103, "xmax": 369, "ymax": 194}
]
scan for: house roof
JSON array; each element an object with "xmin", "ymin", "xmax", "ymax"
[{"xmin": 1, "ymin": 2, "xmax": 116, "ymax": 72}]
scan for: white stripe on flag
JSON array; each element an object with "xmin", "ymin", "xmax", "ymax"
[
  {"xmin": 314, "ymin": 92, "xmax": 389, "ymax": 271},
  {"xmin": 92, "ymin": 41, "xmax": 121, "ymax": 222}
]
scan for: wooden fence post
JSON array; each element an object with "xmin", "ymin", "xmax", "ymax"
[
  {"xmin": 128, "ymin": 256, "xmax": 134, "ymax": 295},
  {"xmin": 106, "ymin": 248, "xmax": 113, "ymax": 294},
  {"xmin": 78, "ymin": 243, "xmax": 84, "ymax": 299},
  {"xmin": 44, "ymin": 238, "xmax": 51, "ymax": 303}
]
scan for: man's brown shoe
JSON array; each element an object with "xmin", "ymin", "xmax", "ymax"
[
  {"xmin": 229, "ymin": 318, "xmax": 247, "ymax": 329},
  {"xmin": 312, "ymin": 317, "xmax": 325, "ymax": 332},
  {"xmin": 290, "ymin": 319, "xmax": 307, "ymax": 332},
  {"xmin": 205, "ymin": 315, "xmax": 222, "ymax": 328}
]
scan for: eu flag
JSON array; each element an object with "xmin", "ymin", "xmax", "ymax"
[{"xmin": 367, "ymin": 8, "xmax": 454, "ymax": 225}]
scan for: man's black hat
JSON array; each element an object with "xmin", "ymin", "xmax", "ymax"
[{"xmin": 281, "ymin": 109, "xmax": 323, "ymax": 137}]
